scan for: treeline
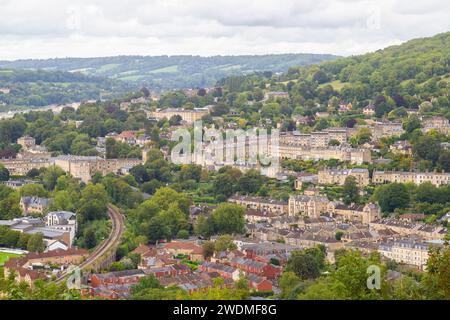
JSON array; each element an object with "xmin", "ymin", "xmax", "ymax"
[
  {"xmin": 0, "ymin": 68, "xmax": 134, "ymax": 109},
  {"xmin": 0, "ymin": 54, "xmax": 339, "ymax": 90},
  {"xmin": 0, "ymin": 226, "xmax": 44, "ymax": 253}
]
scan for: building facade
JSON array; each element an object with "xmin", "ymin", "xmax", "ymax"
[
  {"xmin": 372, "ymin": 171, "xmax": 450, "ymax": 187},
  {"xmin": 318, "ymin": 168, "xmax": 370, "ymax": 187}
]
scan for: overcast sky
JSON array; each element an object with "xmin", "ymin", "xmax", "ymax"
[{"xmin": 0, "ymin": 0, "xmax": 449, "ymax": 60}]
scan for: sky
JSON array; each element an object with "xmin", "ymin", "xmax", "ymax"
[{"xmin": 0, "ymin": 0, "xmax": 449, "ymax": 60}]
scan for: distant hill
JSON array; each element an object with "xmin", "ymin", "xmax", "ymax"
[
  {"xmin": 0, "ymin": 68, "xmax": 134, "ymax": 111},
  {"xmin": 279, "ymin": 31, "xmax": 450, "ymax": 106},
  {"xmin": 0, "ymin": 54, "xmax": 339, "ymax": 91}
]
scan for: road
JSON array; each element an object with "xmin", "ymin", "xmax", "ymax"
[{"xmin": 55, "ymin": 204, "xmax": 124, "ymax": 284}]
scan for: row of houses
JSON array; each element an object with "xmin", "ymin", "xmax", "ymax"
[
  {"xmin": 0, "ymin": 155, "xmax": 143, "ymax": 183},
  {"xmin": 317, "ymin": 168, "xmax": 449, "ymax": 187},
  {"xmin": 231, "ymin": 194, "xmax": 382, "ymax": 224},
  {"xmin": 3, "ymin": 248, "xmax": 89, "ymax": 284}
]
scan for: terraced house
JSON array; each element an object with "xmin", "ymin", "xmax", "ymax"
[
  {"xmin": 288, "ymin": 194, "xmax": 330, "ymax": 218},
  {"xmin": 318, "ymin": 168, "xmax": 370, "ymax": 187},
  {"xmin": 327, "ymin": 202, "xmax": 382, "ymax": 224},
  {"xmin": 372, "ymin": 170, "xmax": 450, "ymax": 187},
  {"xmin": 229, "ymin": 196, "xmax": 288, "ymax": 215},
  {"xmin": 378, "ymin": 240, "xmax": 444, "ymax": 270}
]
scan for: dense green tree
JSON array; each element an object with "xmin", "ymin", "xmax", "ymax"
[
  {"xmin": 343, "ymin": 176, "xmax": 360, "ymax": 205},
  {"xmin": 237, "ymin": 169, "xmax": 265, "ymax": 194},
  {"xmin": 20, "ymin": 184, "xmax": 48, "ymax": 198},
  {"xmin": 285, "ymin": 247, "xmax": 326, "ymax": 280},
  {"xmin": 413, "ymin": 134, "xmax": 442, "ymax": 164},
  {"xmin": 214, "ymin": 234, "xmax": 237, "ymax": 252},
  {"xmin": 202, "ymin": 241, "xmax": 215, "ymax": 259},
  {"xmin": 77, "ymin": 183, "xmax": 109, "ymax": 222},
  {"xmin": 0, "ymin": 165, "xmax": 10, "ymax": 182},
  {"xmin": 210, "ymin": 203, "xmax": 245, "ymax": 235},
  {"xmin": 27, "ymin": 233, "xmax": 45, "ymax": 253},
  {"xmin": 373, "ymin": 183, "xmax": 410, "ymax": 213}
]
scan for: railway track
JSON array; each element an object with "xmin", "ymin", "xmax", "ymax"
[{"xmin": 55, "ymin": 204, "xmax": 124, "ymax": 284}]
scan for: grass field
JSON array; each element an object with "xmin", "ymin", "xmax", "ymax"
[
  {"xmin": 98, "ymin": 63, "xmax": 120, "ymax": 73},
  {"xmin": 0, "ymin": 252, "xmax": 21, "ymax": 266},
  {"xmin": 319, "ymin": 79, "xmax": 347, "ymax": 91},
  {"xmin": 118, "ymin": 75, "xmax": 146, "ymax": 81},
  {"xmin": 149, "ymin": 65, "xmax": 178, "ymax": 74}
]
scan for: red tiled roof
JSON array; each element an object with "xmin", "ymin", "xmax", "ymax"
[
  {"xmin": 163, "ymin": 242, "xmax": 203, "ymax": 254},
  {"xmin": 27, "ymin": 248, "xmax": 89, "ymax": 260},
  {"xmin": 118, "ymin": 131, "xmax": 136, "ymax": 139},
  {"xmin": 132, "ymin": 244, "xmax": 152, "ymax": 255}
]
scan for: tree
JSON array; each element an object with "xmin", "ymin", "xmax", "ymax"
[
  {"xmin": 237, "ymin": 169, "xmax": 264, "ymax": 194},
  {"xmin": 328, "ymin": 139, "xmax": 341, "ymax": 146},
  {"xmin": 77, "ymin": 183, "xmax": 109, "ymax": 222},
  {"xmin": 373, "ymin": 183, "xmax": 410, "ymax": 213},
  {"xmin": 343, "ymin": 176, "xmax": 360, "ymax": 205},
  {"xmin": 140, "ymin": 87, "xmax": 150, "ymax": 98},
  {"xmin": 150, "ymin": 187, "xmax": 191, "ymax": 216},
  {"xmin": 175, "ymin": 229, "xmax": 188, "ymax": 239},
  {"xmin": 403, "ymin": 116, "xmax": 421, "ymax": 133},
  {"xmin": 279, "ymin": 272, "xmax": 303, "ymax": 299},
  {"xmin": 422, "ymin": 244, "xmax": 450, "ymax": 299},
  {"xmin": 20, "ymin": 184, "xmax": 48, "ymax": 198},
  {"xmin": 313, "ymin": 70, "xmax": 329, "ymax": 84},
  {"xmin": 210, "ymin": 103, "xmax": 230, "ymax": 116},
  {"xmin": 130, "ymin": 165, "xmax": 150, "ymax": 184},
  {"xmin": 413, "ymin": 134, "xmax": 441, "ymax": 164},
  {"xmin": 179, "ymin": 164, "xmax": 202, "ymax": 183},
  {"xmin": 194, "ymin": 215, "xmax": 215, "ymax": 238},
  {"xmin": 27, "ymin": 233, "xmax": 45, "ymax": 253},
  {"xmin": 437, "ymin": 150, "xmax": 450, "ymax": 172},
  {"xmin": 285, "ymin": 247, "xmax": 326, "ymax": 280},
  {"xmin": 0, "ymin": 165, "xmax": 10, "ymax": 182},
  {"xmin": 83, "ymin": 228, "xmax": 97, "ymax": 249},
  {"xmin": 335, "ymin": 231, "xmax": 344, "ymax": 241},
  {"xmin": 41, "ymin": 166, "xmax": 66, "ymax": 191},
  {"xmin": 210, "ymin": 203, "xmax": 245, "ymax": 235},
  {"xmin": 50, "ymin": 190, "xmax": 74, "ymax": 212},
  {"xmin": 0, "ymin": 192, "xmax": 22, "ymax": 220},
  {"xmin": 202, "ymin": 241, "xmax": 215, "ymax": 259},
  {"xmin": 213, "ymin": 167, "xmax": 242, "ymax": 198},
  {"xmin": 354, "ymin": 128, "xmax": 372, "ymax": 145},
  {"xmin": 214, "ymin": 234, "xmax": 237, "ymax": 252},
  {"xmin": 169, "ymin": 115, "xmax": 182, "ymax": 126},
  {"xmin": 146, "ymin": 215, "xmax": 171, "ymax": 243},
  {"xmin": 141, "ymin": 179, "xmax": 162, "ymax": 195}
]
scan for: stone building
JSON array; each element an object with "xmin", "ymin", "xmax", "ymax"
[
  {"xmin": 318, "ymin": 168, "xmax": 370, "ymax": 187},
  {"xmin": 327, "ymin": 202, "xmax": 381, "ymax": 224},
  {"xmin": 148, "ymin": 107, "xmax": 209, "ymax": 124},
  {"xmin": 20, "ymin": 196, "xmax": 51, "ymax": 215},
  {"xmin": 54, "ymin": 156, "xmax": 142, "ymax": 183},
  {"xmin": 277, "ymin": 145, "xmax": 371, "ymax": 165},
  {"xmin": 373, "ymin": 122, "xmax": 404, "ymax": 140},
  {"xmin": 288, "ymin": 194, "xmax": 330, "ymax": 218},
  {"xmin": 229, "ymin": 195, "xmax": 288, "ymax": 215},
  {"xmin": 17, "ymin": 136, "xmax": 36, "ymax": 150},
  {"xmin": 378, "ymin": 240, "xmax": 443, "ymax": 270},
  {"xmin": 372, "ymin": 171, "xmax": 450, "ymax": 187},
  {"xmin": 421, "ymin": 116, "xmax": 450, "ymax": 135}
]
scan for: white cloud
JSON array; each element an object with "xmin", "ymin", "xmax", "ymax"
[{"xmin": 0, "ymin": 0, "xmax": 448, "ymax": 59}]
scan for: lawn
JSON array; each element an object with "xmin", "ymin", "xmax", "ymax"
[
  {"xmin": 319, "ymin": 79, "xmax": 347, "ymax": 91},
  {"xmin": 0, "ymin": 252, "xmax": 21, "ymax": 266}
]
